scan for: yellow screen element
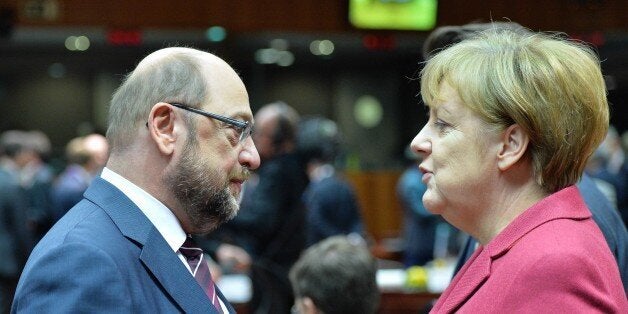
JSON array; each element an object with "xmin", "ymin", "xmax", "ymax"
[{"xmin": 349, "ymin": 0, "xmax": 438, "ymax": 31}]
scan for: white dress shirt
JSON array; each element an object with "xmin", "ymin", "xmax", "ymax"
[{"xmin": 100, "ymin": 167, "xmax": 227, "ymax": 312}]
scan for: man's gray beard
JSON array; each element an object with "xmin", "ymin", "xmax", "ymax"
[{"xmin": 164, "ymin": 140, "xmax": 239, "ymax": 234}]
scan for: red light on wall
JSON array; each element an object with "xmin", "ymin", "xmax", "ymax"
[
  {"xmin": 570, "ymin": 31, "xmax": 605, "ymax": 47},
  {"xmin": 107, "ymin": 30, "xmax": 142, "ymax": 46},
  {"xmin": 362, "ymin": 34, "xmax": 396, "ymax": 51}
]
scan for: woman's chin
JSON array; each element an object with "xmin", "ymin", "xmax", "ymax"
[{"xmin": 422, "ymin": 193, "xmax": 443, "ymax": 215}]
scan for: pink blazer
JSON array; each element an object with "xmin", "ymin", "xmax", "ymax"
[{"xmin": 431, "ymin": 186, "xmax": 627, "ymax": 313}]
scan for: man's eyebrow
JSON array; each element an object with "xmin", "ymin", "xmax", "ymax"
[{"xmin": 230, "ymin": 110, "xmax": 253, "ymax": 122}]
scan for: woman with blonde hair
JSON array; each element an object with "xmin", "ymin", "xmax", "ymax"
[{"xmin": 412, "ymin": 28, "xmax": 626, "ymax": 312}]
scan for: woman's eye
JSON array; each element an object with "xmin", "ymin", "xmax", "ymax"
[{"xmin": 434, "ymin": 119, "xmax": 449, "ymax": 132}]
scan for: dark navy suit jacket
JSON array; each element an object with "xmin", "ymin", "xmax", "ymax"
[
  {"xmin": 0, "ymin": 169, "xmax": 30, "ymax": 279},
  {"xmin": 303, "ymin": 175, "xmax": 363, "ymax": 246},
  {"xmin": 12, "ymin": 178, "xmax": 235, "ymax": 313}
]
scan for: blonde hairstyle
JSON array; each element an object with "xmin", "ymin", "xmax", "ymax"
[
  {"xmin": 106, "ymin": 48, "xmax": 210, "ymax": 153},
  {"xmin": 422, "ymin": 21, "xmax": 527, "ymax": 60},
  {"xmin": 421, "ymin": 28, "xmax": 609, "ymax": 193}
]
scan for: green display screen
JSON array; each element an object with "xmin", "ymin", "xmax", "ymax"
[{"xmin": 349, "ymin": 0, "xmax": 438, "ymax": 31}]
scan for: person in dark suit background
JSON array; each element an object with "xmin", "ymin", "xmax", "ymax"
[
  {"xmin": 240, "ymin": 102, "xmax": 307, "ymax": 313},
  {"xmin": 397, "ymin": 147, "xmax": 442, "ymax": 267},
  {"xmin": 0, "ymin": 166, "xmax": 29, "ymax": 313},
  {"xmin": 0, "ymin": 130, "xmax": 56, "ymax": 251},
  {"xmin": 211, "ymin": 101, "xmax": 309, "ymax": 314},
  {"xmin": 51, "ymin": 133, "xmax": 109, "ymax": 221},
  {"xmin": 12, "ymin": 47, "xmax": 260, "ymax": 313},
  {"xmin": 298, "ymin": 116, "xmax": 365, "ymax": 247},
  {"xmin": 422, "ymin": 22, "xmax": 628, "ymax": 293}
]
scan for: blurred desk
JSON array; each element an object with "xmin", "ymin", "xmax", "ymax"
[
  {"xmin": 371, "ymin": 237, "xmax": 404, "ymax": 262},
  {"xmin": 379, "ymin": 290, "xmax": 440, "ymax": 314},
  {"xmin": 377, "ymin": 267, "xmax": 448, "ymax": 314},
  {"xmin": 218, "ymin": 267, "xmax": 448, "ymax": 314}
]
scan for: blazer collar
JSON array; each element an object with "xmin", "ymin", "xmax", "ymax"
[
  {"xmin": 436, "ymin": 246, "xmax": 491, "ymax": 313},
  {"xmin": 434, "ymin": 185, "xmax": 590, "ymax": 313},
  {"xmin": 84, "ymin": 178, "xmax": 234, "ymax": 313},
  {"xmin": 486, "ymin": 185, "xmax": 590, "ymax": 258}
]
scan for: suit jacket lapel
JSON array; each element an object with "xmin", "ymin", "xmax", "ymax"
[
  {"xmin": 140, "ymin": 228, "xmax": 217, "ymax": 313},
  {"xmin": 216, "ymin": 287, "xmax": 237, "ymax": 314},
  {"xmin": 84, "ymin": 178, "xmax": 218, "ymax": 313},
  {"xmin": 436, "ymin": 247, "xmax": 491, "ymax": 313},
  {"xmin": 433, "ymin": 186, "xmax": 590, "ymax": 313}
]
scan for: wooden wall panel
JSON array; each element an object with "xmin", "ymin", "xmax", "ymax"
[
  {"xmin": 11, "ymin": 0, "xmax": 347, "ymax": 31},
  {"xmin": 344, "ymin": 170, "xmax": 404, "ymax": 241},
  {"xmin": 8, "ymin": 0, "xmax": 628, "ymax": 33},
  {"xmin": 435, "ymin": 0, "xmax": 628, "ymax": 33}
]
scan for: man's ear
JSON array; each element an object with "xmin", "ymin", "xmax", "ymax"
[
  {"xmin": 497, "ymin": 124, "xmax": 530, "ymax": 171},
  {"xmin": 147, "ymin": 102, "xmax": 178, "ymax": 156}
]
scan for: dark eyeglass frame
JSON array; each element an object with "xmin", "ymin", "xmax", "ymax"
[{"xmin": 170, "ymin": 103, "xmax": 253, "ymax": 143}]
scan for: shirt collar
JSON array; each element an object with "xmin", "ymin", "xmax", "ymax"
[{"xmin": 100, "ymin": 167, "xmax": 187, "ymax": 252}]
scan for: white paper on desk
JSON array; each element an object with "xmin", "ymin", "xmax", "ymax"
[
  {"xmin": 376, "ymin": 269, "xmax": 407, "ymax": 290},
  {"xmin": 216, "ymin": 274, "xmax": 252, "ymax": 303},
  {"xmin": 426, "ymin": 263, "xmax": 454, "ymax": 293}
]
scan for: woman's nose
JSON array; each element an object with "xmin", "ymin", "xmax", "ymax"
[{"xmin": 410, "ymin": 125, "xmax": 431, "ymax": 158}]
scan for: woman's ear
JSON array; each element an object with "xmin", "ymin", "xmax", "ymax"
[
  {"xmin": 147, "ymin": 102, "xmax": 178, "ymax": 156},
  {"xmin": 497, "ymin": 124, "xmax": 530, "ymax": 171}
]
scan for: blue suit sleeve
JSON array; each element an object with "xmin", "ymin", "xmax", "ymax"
[{"xmin": 12, "ymin": 243, "xmax": 132, "ymax": 313}]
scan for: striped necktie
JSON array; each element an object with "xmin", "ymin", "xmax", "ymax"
[{"xmin": 180, "ymin": 236, "xmax": 224, "ymax": 313}]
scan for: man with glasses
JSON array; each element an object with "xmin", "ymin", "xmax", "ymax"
[
  {"xmin": 207, "ymin": 101, "xmax": 309, "ymax": 314},
  {"xmin": 12, "ymin": 47, "xmax": 259, "ymax": 313}
]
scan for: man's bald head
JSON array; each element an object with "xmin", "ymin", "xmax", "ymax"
[
  {"xmin": 253, "ymin": 101, "xmax": 300, "ymax": 161},
  {"xmin": 106, "ymin": 47, "xmax": 232, "ymax": 154}
]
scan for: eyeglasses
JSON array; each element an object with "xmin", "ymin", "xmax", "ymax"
[{"xmin": 171, "ymin": 103, "xmax": 253, "ymax": 144}]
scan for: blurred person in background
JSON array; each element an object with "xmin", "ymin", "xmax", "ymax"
[
  {"xmin": 397, "ymin": 146, "xmax": 441, "ymax": 267},
  {"xmin": 622, "ymin": 129, "xmax": 628, "ymax": 222},
  {"xmin": 622, "ymin": 130, "xmax": 628, "ymax": 159},
  {"xmin": 0, "ymin": 130, "xmax": 55, "ymax": 250},
  {"xmin": 0, "ymin": 140, "xmax": 30, "ymax": 313},
  {"xmin": 289, "ymin": 235, "xmax": 379, "ymax": 314},
  {"xmin": 52, "ymin": 133, "xmax": 109, "ymax": 220},
  {"xmin": 423, "ymin": 21, "xmax": 628, "ymax": 293},
  {"xmin": 19, "ymin": 131, "xmax": 55, "ymax": 245},
  {"xmin": 297, "ymin": 116, "xmax": 364, "ymax": 246},
  {"xmin": 414, "ymin": 27, "xmax": 625, "ymax": 312},
  {"xmin": 211, "ymin": 101, "xmax": 308, "ymax": 314},
  {"xmin": 586, "ymin": 125, "xmax": 628, "ymax": 222},
  {"xmin": 585, "ymin": 140, "xmax": 619, "ymax": 207}
]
